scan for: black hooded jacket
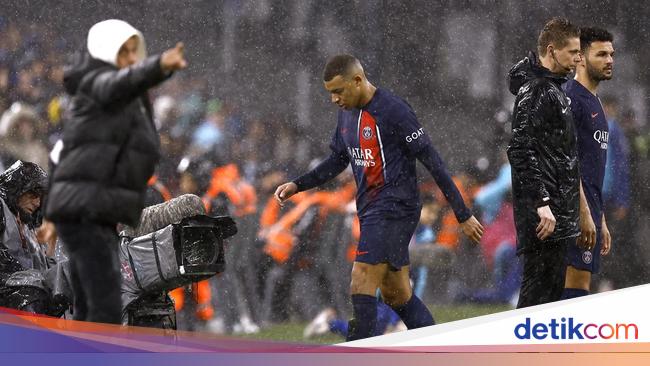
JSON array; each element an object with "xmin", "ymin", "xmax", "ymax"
[
  {"xmin": 507, "ymin": 52, "xmax": 580, "ymax": 253},
  {"xmin": 45, "ymin": 52, "xmax": 169, "ymax": 226}
]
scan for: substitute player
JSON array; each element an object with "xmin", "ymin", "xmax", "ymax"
[
  {"xmin": 562, "ymin": 27, "xmax": 614, "ymax": 299},
  {"xmin": 274, "ymin": 55, "xmax": 483, "ymax": 341}
]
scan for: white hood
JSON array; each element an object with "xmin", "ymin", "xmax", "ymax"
[{"xmin": 87, "ymin": 19, "xmax": 147, "ymax": 67}]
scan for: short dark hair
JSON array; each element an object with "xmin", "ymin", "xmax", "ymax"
[
  {"xmin": 580, "ymin": 27, "xmax": 613, "ymax": 53},
  {"xmin": 323, "ymin": 54, "xmax": 359, "ymax": 82},
  {"xmin": 537, "ymin": 17, "xmax": 580, "ymax": 56}
]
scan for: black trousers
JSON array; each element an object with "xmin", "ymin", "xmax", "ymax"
[
  {"xmin": 516, "ymin": 237, "xmax": 572, "ymax": 308},
  {"xmin": 56, "ymin": 222, "xmax": 122, "ymax": 324}
]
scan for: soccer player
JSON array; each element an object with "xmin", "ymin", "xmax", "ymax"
[
  {"xmin": 561, "ymin": 27, "xmax": 614, "ymax": 299},
  {"xmin": 274, "ymin": 55, "xmax": 483, "ymax": 341},
  {"xmin": 507, "ymin": 18, "xmax": 582, "ymax": 308}
]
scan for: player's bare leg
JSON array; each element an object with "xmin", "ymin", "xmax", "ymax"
[
  {"xmin": 380, "ymin": 265, "xmax": 412, "ymax": 306},
  {"xmin": 350, "ymin": 261, "xmax": 389, "ymax": 296},
  {"xmin": 381, "ymin": 265, "xmax": 434, "ymax": 330},
  {"xmin": 562, "ymin": 265, "xmax": 591, "ymax": 299}
]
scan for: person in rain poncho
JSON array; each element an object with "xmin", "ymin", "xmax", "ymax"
[{"xmin": 0, "ymin": 161, "xmax": 53, "ymax": 314}]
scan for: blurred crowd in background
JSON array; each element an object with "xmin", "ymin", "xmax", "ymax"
[{"xmin": 2, "ymin": 0, "xmax": 650, "ymax": 336}]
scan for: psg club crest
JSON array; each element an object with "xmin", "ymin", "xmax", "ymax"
[
  {"xmin": 362, "ymin": 126, "xmax": 373, "ymax": 140},
  {"xmin": 582, "ymin": 250, "xmax": 593, "ymax": 264}
]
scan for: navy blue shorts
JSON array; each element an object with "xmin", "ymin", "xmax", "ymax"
[
  {"xmin": 566, "ymin": 228, "xmax": 602, "ymax": 273},
  {"xmin": 355, "ymin": 214, "xmax": 420, "ymax": 270}
]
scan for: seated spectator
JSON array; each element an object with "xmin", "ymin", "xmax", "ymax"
[
  {"xmin": 0, "ymin": 161, "xmax": 60, "ymax": 315},
  {"xmin": 0, "ymin": 102, "xmax": 49, "ymax": 168}
]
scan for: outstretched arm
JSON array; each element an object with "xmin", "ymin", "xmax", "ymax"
[{"xmin": 87, "ymin": 43, "xmax": 187, "ymax": 106}]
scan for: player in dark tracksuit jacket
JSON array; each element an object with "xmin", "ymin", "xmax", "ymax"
[
  {"xmin": 274, "ymin": 55, "xmax": 484, "ymax": 341},
  {"xmin": 561, "ymin": 27, "xmax": 615, "ymax": 300}
]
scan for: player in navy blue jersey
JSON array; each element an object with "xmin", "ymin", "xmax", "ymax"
[
  {"xmin": 561, "ymin": 28, "xmax": 614, "ymax": 299},
  {"xmin": 274, "ymin": 55, "xmax": 484, "ymax": 341}
]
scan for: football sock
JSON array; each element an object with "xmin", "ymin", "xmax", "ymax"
[
  {"xmin": 390, "ymin": 295, "xmax": 435, "ymax": 329},
  {"xmin": 346, "ymin": 294, "xmax": 378, "ymax": 341},
  {"xmin": 561, "ymin": 288, "xmax": 589, "ymax": 299}
]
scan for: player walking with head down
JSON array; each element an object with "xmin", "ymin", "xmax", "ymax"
[
  {"xmin": 561, "ymin": 27, "xmax": 615, "ymax": 299},
  {"xmin": 274, "ymin": 55, "xmax": 483, "ymax": 341}
]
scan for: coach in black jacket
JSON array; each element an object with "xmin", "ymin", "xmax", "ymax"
[
  {"xmin": 44, "ymin": 19, "xmax": 187, "ymax": 323},
  {"xmin": 507, "ymin": 18, "xmax": 581, "ymax": 308}
]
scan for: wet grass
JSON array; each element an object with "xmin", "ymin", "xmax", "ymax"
[{"xmin": 236, "ymin": 303, "xmax": 513, "ymax": 344}]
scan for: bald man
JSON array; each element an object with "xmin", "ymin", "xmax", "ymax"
[{"xmin": 274, "ymin": 55, "xmax": 483, "ymax": 341}]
